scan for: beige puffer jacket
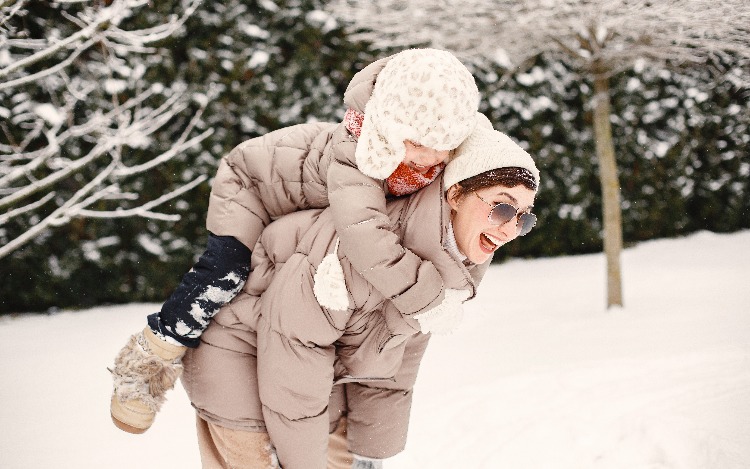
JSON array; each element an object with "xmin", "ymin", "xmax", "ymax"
[
  {"xmin": 182, "ymin": 175, "xmax": 490, "ymax": 468},
  {"xmin": 206, "ymin": 55, "xmax": 445, "ymax": 318}
]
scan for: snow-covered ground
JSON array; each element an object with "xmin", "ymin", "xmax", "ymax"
[{"xmin": 1, "ymin": 230, "xmax": 748, "ymax": 469}]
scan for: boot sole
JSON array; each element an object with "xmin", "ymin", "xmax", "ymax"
[
  {"xmin": 111, "ymin": 413, "xmax": 148, "ymax": 434},
  {"xmin": 110, "ymin": 396, "xmax": 153, "ymax": 434}
]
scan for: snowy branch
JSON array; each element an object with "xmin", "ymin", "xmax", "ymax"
[
  {"xmin": 0, "ymin": 37, "xmax": 96, "ymax": 91},
  {"xmin": 74, "ymin": 174, "xmax": 208, "ymax": 221},
  {"xmin": 0, "ymin": 0, "xmax": 202, "ymax": 86},
  {"xmin": 0, "ymin": 191, "xmax": 54, "ymax": 226},
  {"xmin": 0, "ymin": 0, "xmax": 26, "ymax": 29},
  {"xmin": 0, "ymin": 0, "xmax": 212, "ymax": 259},
  {"xmin": 328, "ymin": 0, "xmax": 750, "ymax": 79}
]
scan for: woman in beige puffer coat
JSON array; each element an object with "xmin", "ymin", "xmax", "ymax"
[
  {"xmin": 110, "ymin": 49, "xmax": 481, "ymax": 435},
  {"xmin": 181, "ymin": 123, "xmax": 541, "ymax": 469}
]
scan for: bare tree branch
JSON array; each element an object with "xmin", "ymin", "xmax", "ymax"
[
  {"xmin": 0, "ymin": 0, "xmax": 201, "ymax": 85},
  {"xmin": 0, "ymin": 191, "xmax": 54, "ymax": 225},
  {"xmin": 328, "ymin": 0, "xmax": 750, "ymax": 78},
  {"xmin": 0, "ymin": 0, "xmax": 212, "ymax": 259},
  {"xmin": 75, "ymin": 174, "xmax": 208, "ymax": 221},
  {"xmin": 0, "ymin": 160, "xmax": 118, "ymax": 258},
  {"xmin": 0, "ymin": 38, "xmax": 96, "ymax": 91}
]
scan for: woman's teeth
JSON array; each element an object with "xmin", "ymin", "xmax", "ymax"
[{"xmin": 480, "ymin": 233, "xmax": 501, "ymax": 251}]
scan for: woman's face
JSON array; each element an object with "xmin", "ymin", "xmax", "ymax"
[
  {"xmin": 447, "ymin": 183, "xmax": 536, "ymax": 264},
  {"xmin": 403, "ymin": 140, "xmax": 451, "ymax": 174}
]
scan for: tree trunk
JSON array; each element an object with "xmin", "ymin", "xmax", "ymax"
[{"xmin": 591, "ymin": 74, "xmax": 623, "ymax": 308}]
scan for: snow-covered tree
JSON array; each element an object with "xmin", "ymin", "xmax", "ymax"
[
  {"xmin": 1, "ymin": 0, "xmax": 375, "ymax": 313},
  {"xmin": 0, "ymin": 0, "xmax": 210, "ymax": 259},
  {"xmin": 328, "ymin": 0, "xmax": 750, "ymax": 308}
]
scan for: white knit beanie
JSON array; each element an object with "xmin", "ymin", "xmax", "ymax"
[
  {"xmin": 443, "ymin": 114, "xmax": 540, "ymax": 190},
  {"xmin": 355, "ymin": 48, "xmax": 480, "ymax": 179}
]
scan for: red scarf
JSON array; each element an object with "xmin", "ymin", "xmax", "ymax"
[{"xmin": 344, "ymin": 109, "xmax": 444, "ymax": 197}]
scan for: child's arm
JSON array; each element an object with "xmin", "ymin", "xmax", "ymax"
[
  {"xmin": 109, "ymin": 233, "xmax": 250, "ymax": 433},
  {"xmin": 327, "ymin": 157, "xmax": 445, "ymax": 317}
]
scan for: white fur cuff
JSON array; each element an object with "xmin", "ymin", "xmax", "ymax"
[
  {"xmin": 313, "ymin": 239, "xmax": 350, "ymax": 311},
  {"xmin": 414, "ymin": 288, "xmax": 471, "ymax": 335}
]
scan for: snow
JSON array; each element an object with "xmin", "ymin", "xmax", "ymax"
[
  {"xmin": 82, "ymin": 236, "xmax": 121, "ymax": 262},
  {"xmin": 241, "ymin": 23, "xmax": 271, "ymax": 39},
  {"xmin": 1, "ymin": 230, "xmax": 749, "ymax": 468},
  {"xmin": 516, "ymin": 67, "xmax": 546, "ymax": 86},
  {"xmin": 104, "ymin": 78, "xmax": 127, "ymax": 95},
  {"xmin": 247, "ymin": 50, "xmax": 270, "ymax": 69},
  {"xmin": 136, "ymin": 234, "xmax": 165, "ymax": 257},
  {"xmin": 653, "ymin": 141, "xmax": 670, "ymax": 158},
  {"xmin": 124, "ymin": 129, "xmax": 152, "ymax": 149},
  {"xmin": 0, "ymin": 49, "xmax": 11, "ymax": 67},
  {"xmin": 306, "ymin": 10, "xmax": 338, "ymax": 33},
  {"xmin": 192, "ymin": 92, "xmax": 209, "ymax": 107},
  {"xmin": 33, "ymin": 103, "xmax": 65, "ymax": 127}
]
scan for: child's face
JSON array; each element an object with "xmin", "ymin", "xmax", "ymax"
[{"xmin": 403, "ymin": 140, "xmax": 450, "ymax": 174}]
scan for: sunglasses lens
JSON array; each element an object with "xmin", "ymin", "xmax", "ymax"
[
  {"xmin": 488, "ymin": 203, "xmax": 517, "ymax": 225},
  {"xmin": 487, "ymin": 201, "xmax": 536, "ymax": 236},
  {"xmin": 517, "ymin": 213, "xmax": 537, "ymax": 236}
]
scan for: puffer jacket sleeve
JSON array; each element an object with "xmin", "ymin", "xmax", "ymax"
[
  {"xmin": 327, "ymin": 145, "xmax": 446, "ymax": 318},
  {"xmin": 344, "ymin": 332, "xmax": 431, "ymax": 459},
  {"xmin": 206, "ymin": 122, "xmax": 335, "ymax": 251}
]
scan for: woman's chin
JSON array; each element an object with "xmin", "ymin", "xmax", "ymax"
[{"xmin": 469, "ymin": 245, "xmax": 494, "ymax": 264}]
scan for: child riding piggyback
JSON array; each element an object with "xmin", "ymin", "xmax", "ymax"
[{"xmin": 110, "ymin": 48, "xmax": 481, "ymax": 433}]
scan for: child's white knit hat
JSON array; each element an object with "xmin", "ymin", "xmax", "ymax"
[
  {"xmin": 443, "ymin": 113, "xmax": 540, "ymax": 190},
  {"xmin": 355, "ymin": 48, "xmax": 480, "ymax": 179}
]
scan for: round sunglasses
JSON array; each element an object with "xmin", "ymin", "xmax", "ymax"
[{"xmin": 474, "ymin": 192, "xmax": 537, "ymax": 236}]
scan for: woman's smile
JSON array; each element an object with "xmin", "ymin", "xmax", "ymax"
[{"xmin": 479, "ymin": 232, "xmax": 503, "ymax": 253}]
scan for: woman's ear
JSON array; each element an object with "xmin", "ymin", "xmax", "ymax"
[{"xmin": 446, "ymin": 184, "xmax": 462, "ymax": 211}]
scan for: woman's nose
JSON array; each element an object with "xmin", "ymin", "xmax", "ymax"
[{"xmin": 496, "ymin": 218, "xmax": 519, "ymax": 242}]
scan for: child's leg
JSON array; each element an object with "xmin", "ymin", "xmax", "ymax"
[
  {"xmin": 110, "ymin": 233, "xmax": 251, "ymax": 433},
  {"xmin": 149, "ymin": 233, "xmax": 252, "ymax": 347}
]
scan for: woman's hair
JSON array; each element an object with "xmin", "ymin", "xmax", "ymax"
[{"xmin": 450, "ymin": 167, "xmax": 537, "ymax": 202}]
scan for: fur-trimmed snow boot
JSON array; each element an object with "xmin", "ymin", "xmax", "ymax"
[{"xmin": 109, "ymin": 327, "xmax": 186, "ymax": 434}]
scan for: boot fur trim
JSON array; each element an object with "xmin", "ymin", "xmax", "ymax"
[{"xmin": 111, "ymin": 328, "xmax": 185, "ymax": 413}]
